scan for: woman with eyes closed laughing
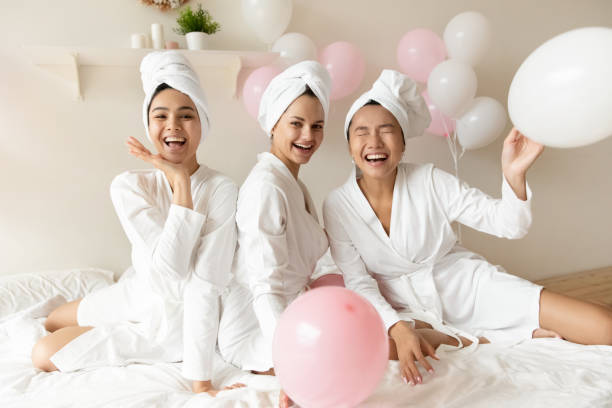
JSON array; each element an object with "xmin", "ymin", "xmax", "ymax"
[
  {"xmin": 31, "ymin": 51, "xmax": 244, "ymax": 396},
  {"xmin": 323, "ymin": 69, "xmax": 612, "ymax": 388}
]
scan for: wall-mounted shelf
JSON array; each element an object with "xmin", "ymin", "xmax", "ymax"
[{"xmin": 23, "ymin": 46, "xmax": 279, "ymax": 101}]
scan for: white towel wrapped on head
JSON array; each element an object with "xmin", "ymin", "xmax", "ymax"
[
  {"xmin": 258, "ymin": 60, "xmax": 332, "ymax": 137},
  {"xmin": 140, "ymin": 51, "xmax": 210, "ymax": 144},
  {"xmin": 344, "ymin": 69, "xmax": 431, "ymax": 141}
]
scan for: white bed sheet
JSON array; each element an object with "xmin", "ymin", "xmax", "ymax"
[{"xmin": 1, "ymin": 296, "xmax": 611, "ymax": 407}]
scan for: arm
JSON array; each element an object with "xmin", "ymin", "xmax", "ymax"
[
  {"xmin": 110, "ymin": 175, "xmax": 205, "ymax": 283},
  {"xmin": 322, "ymin": 198, "xmax": 405, "ymax": 332},
  {"xmin": 182, "ymin": 182, "xmax": 238, "ymax": 383},
  {"xmin": 432, "ymin": 128, "xmax": 543, "ymax": 239},
  {"xmin": 239, "ymin": 184, "xmax": 292, "ymax": 347},
  {"xmin": 323, "ymin": 198, "xmax": 437, "ymax": 385}
]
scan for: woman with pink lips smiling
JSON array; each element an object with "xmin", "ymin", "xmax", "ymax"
[
  {"xmin": 31, "ymin": 51, "xmax": 244, "ymax": 396},
  {"xmin": 323, "ymin": 69, "xmax": 612, "ymax": 387},
  {"xmin": 216, "ymin": 61, "xmax": 331, "ymax": 408}
]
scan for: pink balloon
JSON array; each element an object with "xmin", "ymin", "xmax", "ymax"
[
  {"xmin": 273, "ymin": 287, "xmax": 388, "ymax": 408},
  {"xmin": 319, "ymin": 41, "xmax": 366, "ymax": 100},
  {"xmin": 308, "ymin": 274, "xmax": 345, "ymax": 289},
  {"xmin": 397, "ymin": 28, "xmax": 447, "ymax": 83},
  {"xmin": 242, "ymin": 65, "xmax": 283, "ymax": 118},
  {"xmin": 422, "ymin": 90, "xmax": 455, "ymax": 137}
]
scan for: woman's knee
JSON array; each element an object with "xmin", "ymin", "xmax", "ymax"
[
  {"xmin": 31, "ymin": 336, "xmax": 59, "ymax": 372},
  {"xmin": 45, "ymin": 299, "xmax": 81, "ymax": 332}
]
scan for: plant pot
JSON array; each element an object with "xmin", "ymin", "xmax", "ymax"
[{"xmin": 185, "ymin": 32, "xmax": 209, "ymax": 50}]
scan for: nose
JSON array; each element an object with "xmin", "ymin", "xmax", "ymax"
[
  {"xmin": 166, "ymin": 115, "xmax": 181, "ymax": 131},
  {"xmin": 367, "ymin": 131, "xmax": 384, "ymax": 148}
]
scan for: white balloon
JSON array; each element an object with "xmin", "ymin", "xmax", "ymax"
[
  {"xmin": 272, "ymin": 32, "xmax": 317, "ymax": 66},
  {"xmin": 457, "ymin": 97, "xmax": 507, "ymax": 150},
  {"xmin": 508, "ymin": 27, "xmax": 612, "ymax": 148},
  {"xmin": 242, "ymin": 0, "xmax": 293, "ymax": 45},
  {"xmin": 443, "ymin": 11, "xmax": 492, "ymax": 67},
  {"xmin": 427, "ymin": 59, "xmax": 478, "ymax": 118}
]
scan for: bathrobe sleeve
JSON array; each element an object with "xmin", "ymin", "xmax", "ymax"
[
  {"xmin": 182, "ymin": 181, "xmax": 238, "ymax": 381},
  {"xmin": 323, "ymin": 197, "xmax": 407, "ymax": 332},
  {"xmin": 239, "ymin": 182, "xmax": 292, "ymax": 344},
  {"xmin": 110, "ymin": 173, "xmax": 206, "ymax": 283},
  {"xmin": 431, "ymin": 167, "xmax": 533, "ymax": 239}
]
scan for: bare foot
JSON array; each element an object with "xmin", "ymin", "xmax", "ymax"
[{"xmin": 532, "ymin": 328, "xmax": 563, "ymax": 339}]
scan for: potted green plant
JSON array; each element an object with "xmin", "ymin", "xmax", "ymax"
[{"xmin": 174, "ymin": 4, "xmax": 221, "ymax": 50}]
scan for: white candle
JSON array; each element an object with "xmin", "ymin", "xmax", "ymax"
[
  {"xmin": 151, "ymin": 23, "xmax": 165, "ymax": 50},
  {"xmin": 131, "ymin": 33, "xmax": 147, "ymax": 49}
]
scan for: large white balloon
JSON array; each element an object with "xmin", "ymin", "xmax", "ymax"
[
  {"xmin": 427, "ymin": 59, "xmax": 478, "ymax": 118},
  {"xmin": 508, "ymin": 27, "xmax": 612, "ymax": 148},
  {"xmin": 242, "ymin": 0, "xmax": 293, "ymax": 45},
  {"xmin": 457, "ymin": 97, "xmax": 507, "ymax": 150},
  {"xmin": 443, "ymin": 11, "xmax": 492, "ymax": 67},
  {"xmin": 272, "ymin": 32, "xmax": 317, "ymax": 66}
]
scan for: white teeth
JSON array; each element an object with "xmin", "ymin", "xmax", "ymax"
[
  {"xmin": 294, "ymin": 143, "xmax": 312, "ymax": 149},
  {"xmin": 366, "ymin": 153, "xmax": 388, "ymax": 160},
  {"xmin": 164, "ymin": 136, "xmax": 186, "ymax": 143}
]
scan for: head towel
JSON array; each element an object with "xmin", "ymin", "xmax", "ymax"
[
  {"xmin": 140, "ymin": 50, "xmax": 210, "ymax": 144},
  {"xmin": 258, "ymin": 60, "xmax": 332, "ymax": 137}
]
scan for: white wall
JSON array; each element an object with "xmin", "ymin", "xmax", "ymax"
[{"xmin": 0, "ymin": 0, "xmax": 610, "ymax": 280}]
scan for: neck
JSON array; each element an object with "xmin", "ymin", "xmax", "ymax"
[
  {"xmin": 185, "ymin": 156, "xmax": 200, "ymax": 176},
  {"xmin": 270, "ymin": 148, "xmax": 300, "ymax": 179},
  {"xmin": 358, "ymin": 168, "xmax": 397, "ymax": 201}
]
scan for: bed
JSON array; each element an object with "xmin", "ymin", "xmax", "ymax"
[{"xmin": 1, "ymin": 268, "xmax": 611, "ymax": 407}]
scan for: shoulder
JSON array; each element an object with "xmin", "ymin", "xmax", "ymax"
[{"xmin": 110, "ymin": 169, "xmax": 158, "ymax": 197}]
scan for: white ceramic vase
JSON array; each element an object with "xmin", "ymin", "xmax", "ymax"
[{"xmin": 185, "ymin": 32, "xmax": 209, "ymax": 50}]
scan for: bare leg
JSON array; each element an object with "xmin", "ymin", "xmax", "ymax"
[
  {"xmin": 45, "ymin": 299, "xmax": 82, "ymax": 332},
  {"xmin": 31, "ymin": 326, "xmax": 93, "ymax": 371},
  {"xmin": 539, "ymin": 289, "xmax": 612, "ymax": 345}
]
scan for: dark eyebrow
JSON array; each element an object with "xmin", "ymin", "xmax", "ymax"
[
  {"xmin": 151, "ymin": 106, "xmax": 195, "ymax": 112},
  {"xmin": 353, "ymin": 125, "xmax": 369, "ymax": 132},
  {"xmin": 290, "ymin": 116, "xmax": 305, "ymax": 121}
]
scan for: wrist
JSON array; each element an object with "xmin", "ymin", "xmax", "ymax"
[{"xmin": 388, "ymin": 320, "xmax": 413, "ymax": 340}]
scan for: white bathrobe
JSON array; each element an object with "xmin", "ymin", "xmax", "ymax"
[
  {"xmin": 323, "ymin": 162, "xmax": 542, "ymax": 343},
  {"xmin": 218, "ymin": 152, "xmax": 329, "ymax": 371},
  {"xmin": 51, "ymin": 165, "xmax": 237, "ymax": 381}
]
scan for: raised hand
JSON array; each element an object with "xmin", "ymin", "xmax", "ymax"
[
  {"xmin": 501, "ymin": 127, "xmax": 544, "ymax": 180},
  {"xmin": 126, "ymin": 136, "xmax": 194, "ymax": 209}
]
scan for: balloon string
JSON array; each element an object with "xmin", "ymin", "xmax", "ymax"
[{"xmin": 441, "ymin": 115, "xmax": 463, "ymax": 244}]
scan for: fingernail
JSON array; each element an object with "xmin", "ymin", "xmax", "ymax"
[
  {"xmin": 418, "ymin": 376, "xmax": 422, "ymax": 384},
  {"xmin": 402, "ymin": 376, "xmax": 407, "ymax": 384},
  {"xmin": 428, "ymin": 369, "xmax": 434, "ymax": 374}
]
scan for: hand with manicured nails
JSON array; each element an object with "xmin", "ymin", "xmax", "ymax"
[
  {"xmin": 126, "ymin": 136, "xmax": 194, "ymax": 209},
  {"xmin": 501, "ymin": 127, "xmax": 544, "ymax": 200},
  {"xmin": 389, "ymin": 320, "xmax": 439, "ymax": 385}
]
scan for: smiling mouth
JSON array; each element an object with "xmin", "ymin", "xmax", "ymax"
[
  {"xmin": 365, "ymin": 153, "xmax": 388, "ymax": 162},
  {"xmin": 164, "ymin": 136, "xmax": 186, "ymax": 148},
  {"xmin": 293, "ymin": 142, "xmax": 313, "ymax": 152}
]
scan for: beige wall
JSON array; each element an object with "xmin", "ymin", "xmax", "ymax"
[{"xmin": 0, "ymin": 0, "xmax": 610, "ymax": 280}]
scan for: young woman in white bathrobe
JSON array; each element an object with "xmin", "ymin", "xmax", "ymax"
[
  {"xmin": 31, "ymin": 51, "xmax": 244, "ymax": 396},
  {"xmin": 323, "ymin": 70, "xmax": 612, "ymax": 386}
]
